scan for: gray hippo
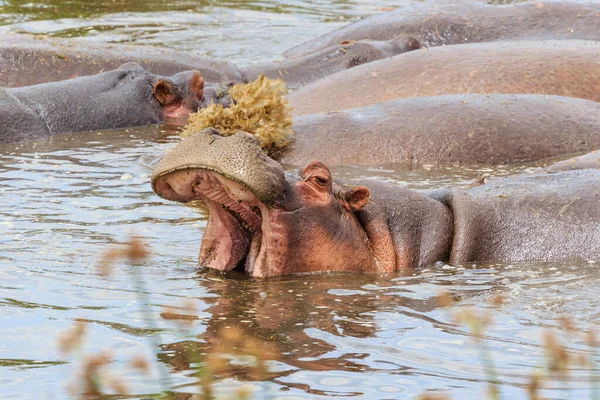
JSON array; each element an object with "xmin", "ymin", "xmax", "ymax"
[
  {"xmin": 283, "ymin": 1, "xmax": 600, "ymax": 58},
  {"xmin": 281, "ymin": 94, "xmax": 600, "ymax": 166},
  {"xmin": 0, "ymin": 33, "xmax": 243, "ymax": 87},
  {"xmin": 287, "ymin": 40, "xmax": 600, "ymax": 116},
  {"xmin": 0, "ymin": 63, "xmax": 210, "ymax": 144},
  {"xmin": 240, "ymin": 35, "xmax": 420, "ymax": 90},
  {"xmin": 151, "ymin": 130, "xmax": 600, "ymax": 278}
]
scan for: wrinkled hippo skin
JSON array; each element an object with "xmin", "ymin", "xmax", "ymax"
[
  {"xmin": 0, "ymin": 33, "xmax": 244, "ymax": 87},
  {"xmin": 277, "ymin": 94, "xmax": 600, "ymax": 166},
  {"xmin": 151, "ymin": 130, "xmax": 600, "ymax": 278},
  {"xmin": 0, "ymin": 63, "xmax": 205, "ymax": 143},
  {"xmin": 241, "ymin": 35, "xmax": 420, "ymax": 90},
  {"xmin": 547, "ymin": 150, "xmax": 600, "ymax": 172},
  {"xmin": 287, "ymin": 40, "xmax": 600, "ymax": 115},
  {"xmin": 283, "ymin": 1, "xmax": 600, "ymax": 58}
]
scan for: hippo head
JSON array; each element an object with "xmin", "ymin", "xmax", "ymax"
[
  {"xmin": 119, "ymin": 62, "xmax": 205, "ymax": 121},
  {"xmin": 201, "ymin": 81, "xmax": 234, "ymax": 108},
  {"xmin": 339, "ymin": 34, "xmax": 421, "ymax": 66},
  {"xmin": 151, "ymin": 129, "xmax": 387, "ymax": 278}
]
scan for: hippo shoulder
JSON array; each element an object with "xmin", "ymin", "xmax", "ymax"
[{"xmin": 0, "ymin": 88, "xmax": 50, "ymax": 143}]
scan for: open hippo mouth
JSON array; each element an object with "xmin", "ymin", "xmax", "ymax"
[
  {"xmin": 155, "ymin": 169, "xmax": 267, "ymax": 273},
  {"xmin": 151, "ymin": 128, "xmax": 288, "ymax": 276}
]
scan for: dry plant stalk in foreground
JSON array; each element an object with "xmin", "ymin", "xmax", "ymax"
[
  {"xmin": 57, "ymin": 236, "xmax": 153, "ymax": 397},
  {"xmin": 65, "ymin": 237, "xmax": 600, "ymax": 399},
  {"xmin": 430, "ymin": 289, "xmax": 600, "ymax": 400}
]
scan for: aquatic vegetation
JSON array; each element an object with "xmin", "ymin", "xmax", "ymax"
[{"xmin": 181, "ymin": 75, "xmax": 294, "ymax": 153}]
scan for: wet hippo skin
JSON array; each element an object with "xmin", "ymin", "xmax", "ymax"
[
  {"xmin": 0, "ymin": 33, "xmax": 244, "ymax": 87},
  {"xmin": 151, "ymin": 130, "xmax": 600, "ymax": 278},
  {"xmin": 279, "ymin": 94, "xmax": 600, "ymax": 166},
  {"xmin": 283, "ymin": 1, "xmax": 600, "ymax": 58},
  {"xmin": 0, "ymin": 63, "xmax": 204, "ymax": 143},
  {"xmin": 287, "ymin": 40, "xmax": 600, "ymax": 116},
  {"xmin": 241, "ymin": 35, "xmax": 420, "ymax": 90},
  {"xmin": 547, "ymin": 150, "xmax": 600, "ymax": 172},
  {"xmin": 2, "ymin": 33, "xmax": 418, "ymax": 90}
]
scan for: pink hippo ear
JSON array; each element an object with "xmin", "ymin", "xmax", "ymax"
[
  {"xmin": 344, "ymin": 186, "xmax": 370, "ymax": 212},
  {"xmin": 189, "ymin": 71, "xmax": 205, "ymax": 100},
  {"xmin": 153, "ymin": 80, "xmax": 177, "ymax": 105}
]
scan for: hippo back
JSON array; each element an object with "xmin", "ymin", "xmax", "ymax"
[
  {"xmin": 447, "ymin": 170, "xmax": 600, "ymax": 264},
  {"xmin": 283, "ymin": 1, "xmax": 600, "ymax": 58},
  {"xmin": 9, "ymin": 67, "xmax": 164, "ymax": 135}
]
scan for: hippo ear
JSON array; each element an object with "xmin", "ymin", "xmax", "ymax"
[
  {"xmin": 344, "ymin": 186, "xmax": 370, "ymax": 211},
  {"xmin": 153, "ymin": 80, "xmax": 177, "ymax": 105},
  {"xmin": 391, "ymin": 34, "xmax": 421, "ymax": 52},
  {"xmin": 189, "ymin": 71, "xmax": 205, "ymax": 100}
]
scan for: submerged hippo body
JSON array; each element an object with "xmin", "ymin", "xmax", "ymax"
[
  {"xmin": 151, "ymin": 130, "xmax": 600, "ymax": 278},
  {"xmin": 0, "ymin": 63, "xmax": 205, "ymax": 143},
  {"xmin": 287, "ymin": 40, "xmax": 600, "ymax": 115},
  {"xmin": 281, "ymin": 94, "xmax": 600, "ymax": 166},
  {"xmin": 0, "ymin": 33, "xmax": 243, "ymax": 87},
  {"xmin": 241, "ymin": 35, "xmax": 420, "ymax": 90},
  {"xmin": 283, "ymin": 1, "xmax": 600, "ymax": 58},
  {"xmin": 2, "ymin": 33, "xmax": 417, "ymax": 90}
]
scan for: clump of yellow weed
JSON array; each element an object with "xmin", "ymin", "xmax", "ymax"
[{"xmin": 181, "ymin": 75, "xmax": 293, "ymax": 153}]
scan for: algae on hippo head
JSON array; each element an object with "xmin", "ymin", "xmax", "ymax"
[{"xmin": 181, "ymin": 75, "xmax": 294, "ymax": 154}]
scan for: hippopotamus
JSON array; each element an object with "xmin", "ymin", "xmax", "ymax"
[
  {"xmin": 241, "ymin": 35, "xmax": 420, "ymax": 90},
  {"xmin": 0, "ymin": 63, "xmax": 207, "ymax": 144},
  {"xmin": 151, "ymin": 130, "xmax": 600, "ymax": 278},
  {"xmin": 0, "ymin": 33, "xmax": 243, "ymax": 87},
  {"xmin": 1, "ymin": 33, "xmax": 417, "ymax": 90},
  {"xmin": 287, "ymin": 40, "xmax": 600, "ymax": 115},
  {"xmin": 283, "ymin": 1, "xmax": 600, "ymax": 59},
  {"xmin": 547, "ymin": 150, "xmax": 600, "ymax": 172},
  {"xmin": 280, "ymin": 94, "xmax": 600, "ymax": 166}
]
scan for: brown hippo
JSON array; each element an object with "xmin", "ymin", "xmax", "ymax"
[
  {"xmin": 0, "ymin": 63, "xmax": 208, "ymax": 143},
  {"xmin": 1, "ymin": 33, "xmax": 417, "ymax": 90},
  {"xmin": 283, "ymin": 1, "xmax": 600, "ymax": 59},
  {"xmin": 287, "ymin": 40, "xmax": 600, "ymax": 116},
  {"xmin": 241, "ymin": 35, "xmax": 420, "ymax": 90},
  {"xmin": 547, "ymin": 150, "xmax": 600, "ymax": 172},
  {"xmin": 0, "ymin": 33, "xmax": 243, "ymax": 87},
  {"xmin": 280, "ymin": 94, "xmax": 600, "ymax": 166},
  {"xmin": 151, "ymin": 130, "xmax": 600, "ymax": 278}
]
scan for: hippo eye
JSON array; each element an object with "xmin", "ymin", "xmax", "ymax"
[{"xmin": 314, "ymin": 176, "xmax": 328, "ymax": 186}]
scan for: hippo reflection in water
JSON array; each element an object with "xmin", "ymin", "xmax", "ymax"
[{"xmin": 151, "ymin": 130, "xmax": 600, "ymax": 278}]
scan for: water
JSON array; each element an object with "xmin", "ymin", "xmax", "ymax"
[
  {"xmin": 1, "ymin": 1, "xmax": 599, "ymax": 399},
  {"xmin": 0, "ymin": 0, "xmax": 413, "ymax": 65}
]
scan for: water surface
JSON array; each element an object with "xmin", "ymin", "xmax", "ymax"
[{"xmin": 1, "ymin": 1, "xmax": 599, "ymax": 399}]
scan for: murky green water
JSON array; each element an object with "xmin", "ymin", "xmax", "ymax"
[{"xmin": 1, "ymin": 1, "xmax": 600, "ymax": 399}]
